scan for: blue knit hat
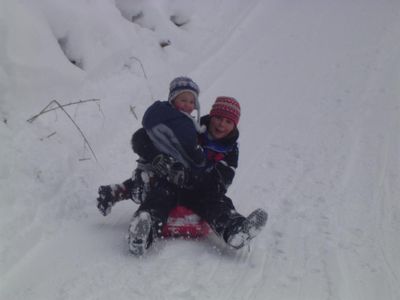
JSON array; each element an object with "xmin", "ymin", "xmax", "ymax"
[{"xmin": 168, "ymin": 76, "xmax": 200, "ymax": 111}]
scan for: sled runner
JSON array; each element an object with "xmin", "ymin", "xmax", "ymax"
[{"xmin": 162, "ymin": 205, "xmax": 211, "ymax": 237}]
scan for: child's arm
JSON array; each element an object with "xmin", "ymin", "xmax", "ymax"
[
  {"xmin": 216, "ymin": 144, "xmax": 239, "ymax": 186},
  {"xmin": 131, "ymin": 127, "xmax": 190, "ymax": 187},
  {"xmin": 131, "ymin": 127, "xmax": 161, "ymax": 162},
  {"xmin": 142, "ymin": 101, "xmax": 205, "ymax": 169}
]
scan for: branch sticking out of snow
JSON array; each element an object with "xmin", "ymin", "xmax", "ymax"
[
  {"xmin": 27, "ymin": 99, "xmax": 99, "ymax": 163},
  {"xmin": 27, "ymin": 99, "xmax": 101, "ymax": 123},
  {"xmin": 130, "ymin": 105, "xmax": 138, "ymax": 120}
]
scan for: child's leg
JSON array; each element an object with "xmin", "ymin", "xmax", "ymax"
[
  {"xmin": 224, "ymin": 208, "xmax": 268, "ymax": 249},
  {"xmin": 128, "ymin": 180, "xmax": 178, "ymax": 255},
  {"xmin": 182, "ymin": 194, "xmax": 245, "ymax": 237},
  {"xmin": 183, "ymin": 194, "xmax": 267, "ymax": 249},
  {"xmin": 96, "ymin": 162, "xmax": 151, "ymax": 216}
]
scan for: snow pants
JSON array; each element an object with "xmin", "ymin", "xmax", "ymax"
[{"xmin": 136, "ymin": 179, "xmax": 246, "ymax": 240}]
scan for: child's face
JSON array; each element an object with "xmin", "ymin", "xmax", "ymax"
[
  {"xmin": 209, "ymin": 116, "xmax": 235, "ymax": 139},
  {"xmin": 173, "ymin": 92, "xmax": 196, "ymax": 114}
]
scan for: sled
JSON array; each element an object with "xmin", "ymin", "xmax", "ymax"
[{"xmin": 162, "ymin": 205, "xmax": 211, "ymax": 238}]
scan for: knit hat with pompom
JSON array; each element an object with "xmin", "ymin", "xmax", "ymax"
[{"xmin": 210, "ymin": 96, "xmax": 241, "ymax": 126}]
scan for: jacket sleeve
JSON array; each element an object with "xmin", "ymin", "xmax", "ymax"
[
  {"xmin": 217, "ymin": 143, "xmax": 239, "ymax": 186},
  {"xmin": 131, "ymin": 127, "xmax": 161, "ymax": 162}
]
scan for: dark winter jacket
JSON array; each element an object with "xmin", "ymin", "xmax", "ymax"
[
  {"xmin": 142, "ymin": 100, "xmax": 205, "ymax": 169},
  {"xmin": 194, "ymin": 115, "xmax": 239, "ymax": 195}
]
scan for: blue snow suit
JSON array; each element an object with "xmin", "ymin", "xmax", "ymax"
[{"xmin": 142, "ymin": 100, "xmax": 205, "ymax": 169}]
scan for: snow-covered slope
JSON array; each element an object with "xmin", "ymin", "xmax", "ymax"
[{"xmin": 1, "ymin": 0, "xmax": 400, "ymax": 299}]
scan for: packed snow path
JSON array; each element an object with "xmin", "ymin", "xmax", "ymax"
[{"xmin": 1, "ymin": 1, "xmax": 400, "ymax": 299}]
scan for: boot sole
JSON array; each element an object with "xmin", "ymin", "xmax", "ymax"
[
  {"xmin": 227, "ymin": 208, "xmax": 268, "ymax": 249},
  {"xmin": 128, "ymin": 211, "xmax": 152, "ymax": 256}
]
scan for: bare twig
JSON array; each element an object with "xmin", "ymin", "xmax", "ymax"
[
  {"xmin": 29, "ymin": 100, "xmax": 99, "ymax": 163},
  {"xmin": 47, "ymin": 131, "xmax": 57, "ymax": 138},
  {"xmin": 79, "ymin": 158, "xmax": 91, "ymax": 162},
  {"xmin": 27, "ymin": 99, "xmax": 100, "ymax": 123},
  {"xmin": 27, "ymin": 101, "xmax": 54, "ymax": 123},
  {"xmin": 129, "ymin": 56, "xmax": 148, "ymax": 80},
  {"xmin": 40, "ymin": 131, "xmax": 57, "ymax": 141},
  {"xmin": 129, "ymin": 56, "xmax": 154, "ymax": 101},
  {"xmin": 130, "ymin": 105, "xmax": 138, "ymax": 120}
]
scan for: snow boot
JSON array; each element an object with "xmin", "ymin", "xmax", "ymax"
[
  {"xmin": 128, "ymin": 211, "xmax": 153, "ymax": 256},
  {"xmin": 225, "ymin": 208, "xmax": 268, "ymax": 249}
]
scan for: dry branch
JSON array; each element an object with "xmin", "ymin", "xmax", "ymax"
[
  {"xmin": 28, "ymin": 99, "xmax": 99, "ymax": 163},
  {"xmin": 27, "ymin": 99, "xmax": 100, "ymax": 123},
  {"xmin": 129, "ymin": 56, "xmax": 154, "ymax": 101},
  {"xmin": 129, "ymin": 56, "xmax": 148, "ymax": 80},
  {"xmin": 130, "ymin": 105, "xmax": 138, "ymax": 120}
]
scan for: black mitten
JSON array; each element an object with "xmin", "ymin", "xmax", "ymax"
[
  {"xmin": 151, "ymin": 154, "xmax": 175, "ymax": 177},
  {"xmin": 152, "ymin": 154, "xmax": 187, "ymax": 187},
  {"xmin": 97, "ymin": 185, "xmax": 116, "ymax": 216}
]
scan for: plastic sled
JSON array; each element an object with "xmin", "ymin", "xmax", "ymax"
[{"xmin": 162, "ymin": 205, "xmax": 211, "ymax": 238}]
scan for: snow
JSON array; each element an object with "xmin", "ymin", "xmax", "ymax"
[{"xmin": 1, "ymin": 0, "xmax": 400, "ymax": 299}]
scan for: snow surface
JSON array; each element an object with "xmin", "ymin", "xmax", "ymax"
[{"xmin": 1, "ymin": 0, "xmax": 400, "ymax": 299}]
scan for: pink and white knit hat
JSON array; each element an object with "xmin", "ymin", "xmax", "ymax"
[{"xmin": 209, "ymin": 96, "xmax": 241, "ymax": 126}]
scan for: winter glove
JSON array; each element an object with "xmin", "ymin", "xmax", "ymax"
[
  {"xmin": 151, "ymin": 154, "xmax": 175, "ymax": 177},
  {"xmin": 97, "ymin": 184, "xmax": 130, "ymax": 216},
  {"xmin": 151, "ymin": 154, "xmax": 187, "ymax": 187},
  {"xmin": 214, "ymin": 161, "xmax": 234, "ymax": 188},
  {"xmin": 97, "ymin": 185, "xmax": 116, "ymax": 216}
]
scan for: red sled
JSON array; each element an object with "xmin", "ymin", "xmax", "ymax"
[{"xmin": 162, "ymin": 205, "xmax": 211, "ymax": 238}]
